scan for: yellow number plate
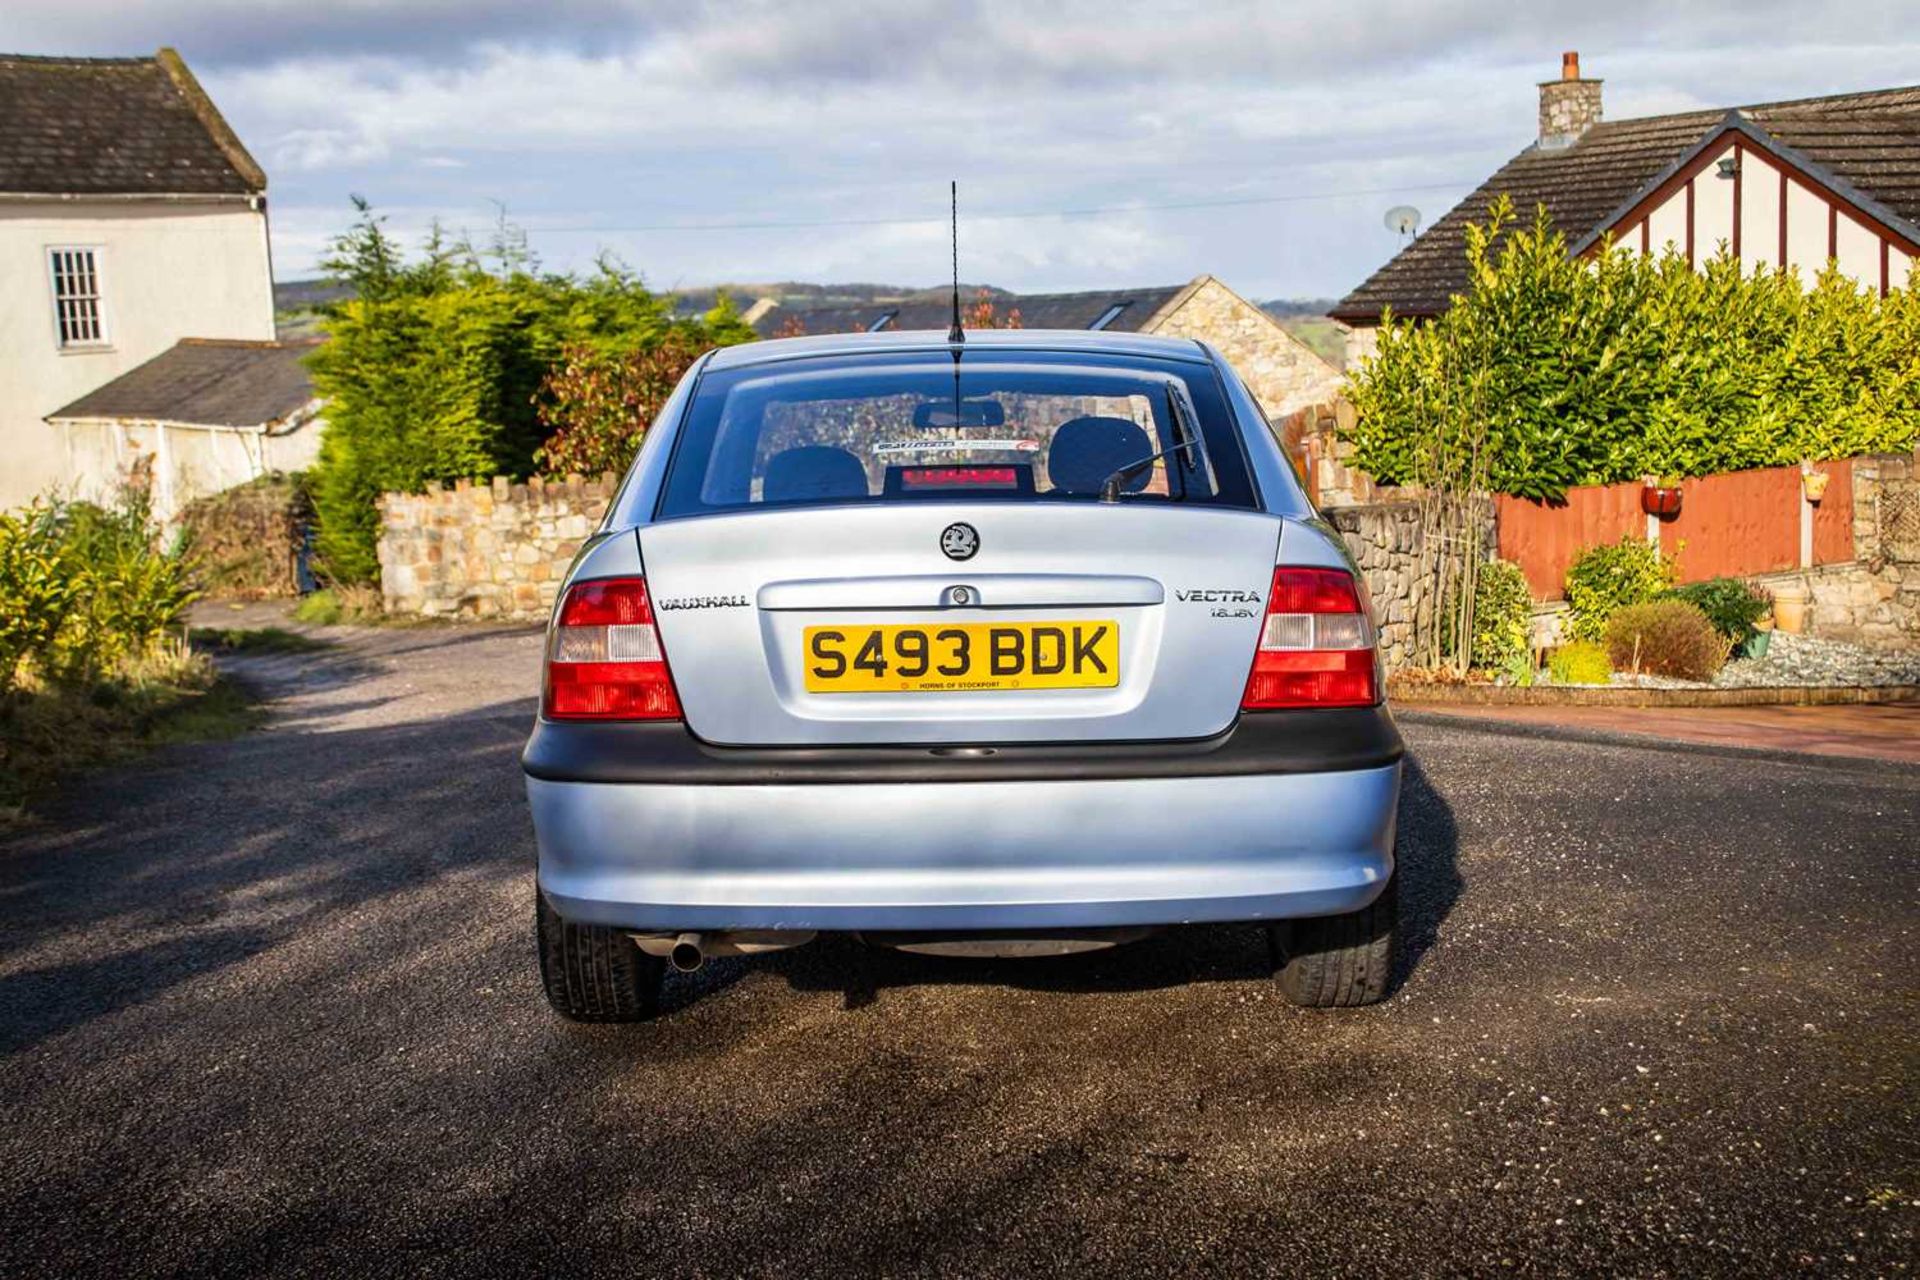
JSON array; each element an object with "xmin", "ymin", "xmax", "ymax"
[{"xmin": 803, "ymin": 621, "xmax": 1121, "ymax": 693}]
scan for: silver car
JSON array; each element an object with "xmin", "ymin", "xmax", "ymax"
[{"xmin": 523, "ymin": 329, "xmax": 1402, "ymax": 1019}]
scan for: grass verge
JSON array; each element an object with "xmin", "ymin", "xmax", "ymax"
[
  {"xmin": 190, "ymin": 625, "xmax": 334, "ymax": 655},
  {"xmin": 0, "ymin": 648, "xmax": 264, "ymax": 821},
  {"xmin": 293, "ymin": 585, "xmax": 397, "ymax": 627}
]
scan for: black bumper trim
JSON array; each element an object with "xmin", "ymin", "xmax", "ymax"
[{"xmin": 521, "ymin": 706, "xmax": 1403, "ymax": 785}]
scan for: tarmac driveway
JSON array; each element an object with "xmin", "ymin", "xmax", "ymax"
[{"xmin": 1, "ymin": 619, "xmax": 1914, "ymax": 1276}]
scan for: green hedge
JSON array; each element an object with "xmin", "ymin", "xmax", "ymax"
[
  {"xmin": 1345, "ymin": 197, "xmax": 1920, "ymax": 501},
  {"xmin": 305, "ymin": 203, "xmax": 754, "ymax": 584}
]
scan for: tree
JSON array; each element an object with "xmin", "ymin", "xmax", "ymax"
[{"xmin": 304, "ymin": 202, "xmax": 753, "ymax": 583}]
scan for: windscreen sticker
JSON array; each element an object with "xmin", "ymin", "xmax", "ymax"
[{"xmin": 873, "ymin": 439, "xmax": 1040, "ymax": 455}]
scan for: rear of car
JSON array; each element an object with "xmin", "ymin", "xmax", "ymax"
[{"xmin": 523, "ymin": 331, "xmax": 1403, "ymax": 1019}]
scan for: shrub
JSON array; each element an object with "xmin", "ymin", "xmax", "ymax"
[
  {"xmin": 1548, "ymin": 640, "xmax": 1613, "ymax": 685},
  {"xmin": 0, "ymin": 493, "xmax": 197, "ymax": 694},
  {"xmin": 1603, "ymin": 600, "xmax": 1728, "ymax": 681},
  {"xmin": 1662, "ymin": 577, "xmax": 1770, "ymax": 645},
  {"xmin": 1565, "ymin": 537, "xmax": 1676, "ymax": 642},
  {"xmin": 0, "ymin": 506, "xmax": 78, "ymax": 697},
  {"xmin": 176, "ymin": 473, "xmax": 312, "ymax": 599},
  {"xmin": 533, "ymin": 331, "xmax": 707, "ymax": 478},
  {"xmin": 40, "ymin": 496, "xmax": 196, "ymax": 685},
  {"xmin": 1467, "ymin": 559, "xmax": 1533, "ymax": 674}
]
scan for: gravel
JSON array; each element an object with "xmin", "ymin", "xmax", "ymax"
[{"xmin": 1610, "ymin": 630, "xmax": 1920, "ymax": 690}]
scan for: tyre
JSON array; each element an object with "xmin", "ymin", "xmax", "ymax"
[
  {"xmin": 536, "ymin": 892, "xmax": 665, "ymax": 1022},
  {"xmin": 1268, "ymin": 874, "xmax": 1397, "ymax": 1008}
]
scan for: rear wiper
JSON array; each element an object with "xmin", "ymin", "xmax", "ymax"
[{"xmin": 1098, "ymin": 382, "xmax": 1206, "ymax": 503}]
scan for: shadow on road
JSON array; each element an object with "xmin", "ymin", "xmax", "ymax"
[
  {"xmin": 0, "ymin": 694, "xmax": 541, "ymax": 1055},
  {"xmin": 0, "ymin": 675, "xmax": 1462, "ymax": 1047}
]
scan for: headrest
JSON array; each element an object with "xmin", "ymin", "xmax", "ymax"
[
  {"xmin": 1047, "ymin": 416, "xmax": 1153, "ymax": 496},
  {"xmin": 763, "ymin": 445, "xmax": 869, "ymax": 503}
]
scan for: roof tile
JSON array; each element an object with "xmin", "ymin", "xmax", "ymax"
[
  {"xmin": 0, "ymin": 53, "xmax": 259, "ymax": 195},
  {"xmin": 48, "ymin": 339, "xmax": 319, "ymax": 428}
]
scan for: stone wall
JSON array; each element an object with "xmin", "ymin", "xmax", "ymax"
[
  {"xmin": 1146, "ymin": 276, "xmax": 1342, "ymax": 421},
  {"xmin": 378, "ymin": 474, "xmax": 617, "ymax": 620},
  {"xmin": 1750, "ymin": 451, "xmax": 1919, "ymax": 650},
  {"xmin": 1324, "ymin": 500, "xmax": 1493, "ymax": 671},
  {"xmin": 1274, "ymin": 398, "xmax": 1384, "ymax": 509},
  {"xmin": 1335, "ymin": 321, "xmax": 1380, "ymax": 380}
]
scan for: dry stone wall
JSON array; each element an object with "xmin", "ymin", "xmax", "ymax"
[
  {"xmin": 1324, "ymin": 500, "xmax": 1493, "ymax": 671},
  {"xmin": 1751, "ymin": 451, "xmax": 1920, "ymax": 650},
  {"xmin": 378, "ymin": 474, "xmax": 617, "ymax": 621}
]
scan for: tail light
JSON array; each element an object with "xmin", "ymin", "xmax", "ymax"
[
  {"xmin": 1241, "ymin": 567, "xmax": 1379, "ymax": 709},
  {"xmin": 543, "ymin": 577, "xmax": 681, "ymax": 720}
]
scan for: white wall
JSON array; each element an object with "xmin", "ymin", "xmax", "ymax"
[
  {"xmin": 1738, "ymin": 150, "xmax": 1783, "ymax": 275},
  {"xmin": 0, "ymin": 198, "xmax": 275, "ymax": 509},
  {"xmin": 1693, "ymin": 148, "xmax": 1736, "ymax": 260},
  {"xmin": 1834, "ymin": 209, "xmax": 1881, "ymax": 285},
  {"xmin": 1645, "ymin": 188, "xmax": 1688, "ymax": 256},
  {"xmin": 1608, "ymin": 142, "xmax": 1911, "ymax": 297},
  {"xmin": 1785, "ymin": 178, "xmax": 1830, "ymax": 271},
  {"xmin": 57, "ymin": 415, "xmax": 321, "ymax": 525}
]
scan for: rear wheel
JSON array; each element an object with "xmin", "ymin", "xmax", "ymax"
[
  {"xmin": 536, "ymin": 892, "xmax": 664, "ymax": 1022},
  {"xmin": 1268, "ymin": 874, "xmax": 1397, "ymax": 1008}
]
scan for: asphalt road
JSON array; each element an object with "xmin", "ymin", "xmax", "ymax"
[{"xmin": 2, "ymin": 620, "xmax": 1914, "ymax": 1277}]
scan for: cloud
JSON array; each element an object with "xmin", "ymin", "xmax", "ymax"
[{"xmin": 8, "ymin": 1, "xmax": 1914, "ymax": 297}]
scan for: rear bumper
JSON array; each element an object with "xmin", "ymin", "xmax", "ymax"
[{"xmin": 526, "ymin": 712, "xmax": 1402, "ymax": 931}]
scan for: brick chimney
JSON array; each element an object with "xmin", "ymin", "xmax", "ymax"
[{"xmin": 1538, "ymin": 51, "xmax": 1602, "ymax": 150}]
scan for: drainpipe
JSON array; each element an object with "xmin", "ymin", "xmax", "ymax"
[{"xmin": 153, "ymin": 420, "xmax": 176, "ymax": 523}]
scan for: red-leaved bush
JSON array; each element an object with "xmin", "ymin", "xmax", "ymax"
[{"xmin": 534, "ymin": 332, "xmax": 705, "ymax": 478}]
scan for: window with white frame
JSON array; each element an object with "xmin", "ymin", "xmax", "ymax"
[{"xmin": 48, "ymin": 247, "xmax": 108, "ymax": 348}]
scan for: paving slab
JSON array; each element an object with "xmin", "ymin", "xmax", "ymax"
[{"xmin": 1404, "ymin": 699, "xmax": 1920, "ymax": 764}]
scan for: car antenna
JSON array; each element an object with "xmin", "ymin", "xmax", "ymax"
[{"xmin": 947, "ymin": 180, "xmax": 964, "ymax": 347}]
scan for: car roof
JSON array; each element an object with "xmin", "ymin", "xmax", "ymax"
[{"xmin": 704, "ymin": 327, "xmax": 1213, "ymax": 372}]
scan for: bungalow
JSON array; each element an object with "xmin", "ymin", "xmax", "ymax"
[{"xmin": 1332, "ymin": 54, "xmax": 1920, "ymax": 367}]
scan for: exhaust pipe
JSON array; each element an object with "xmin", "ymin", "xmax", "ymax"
[
  {"xmin": 632, "ymin": 930, "xmax": 816, "ymax": 968},
  {"xmin": 668, "ymin": 933, "xmax": 705, "ymax": 974}
]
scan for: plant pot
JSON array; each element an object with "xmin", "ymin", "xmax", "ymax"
[
  {"xmin": 1772, "ymin": 582, "xmax": 1809, "ymax": 634},
  {"xmin": 1640, "ymin": 485, "xmax": 1683, "ymax": 517},
  {"xmin": 1739, "ymin": 629, "xmax": 1772, "ymax": 659},
  {"xmin": 1802, "ymin": 471, "xmax": 1831, "ymax": 503}
]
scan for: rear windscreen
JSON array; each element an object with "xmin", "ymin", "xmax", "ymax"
[{"xmin": 655, "ymin": 351, "xmax": 1258, "ymax": 518}]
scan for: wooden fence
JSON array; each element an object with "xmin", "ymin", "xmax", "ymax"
[{"xmin": 1496, "ymin": 461, "xmax": 1857, "ymax": 598}]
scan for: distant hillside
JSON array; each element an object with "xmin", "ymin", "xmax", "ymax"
[
  {"xmin": 1258, "ymin": 297, "xmax": 1338, "ymax": 319},
  {"xmin": 1260, "ymin": 298, "xmax": 1344, "ymax": 370},
  {"xmin": 275, "ymin": 279, "xmax": 355, "ymax": 311},
  {"xmin": 670, "ymin": 281, "xmax": 1011, "ymax": 318}
]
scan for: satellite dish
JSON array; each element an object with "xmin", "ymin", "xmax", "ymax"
[{"xmin": 1384, "ymin": 205, "xmax": 1421, "ymax": 237}]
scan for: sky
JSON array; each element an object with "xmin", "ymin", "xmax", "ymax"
[{"xmin": 5, "ymin": 1, "xmax": 1917, "ymax": 301}]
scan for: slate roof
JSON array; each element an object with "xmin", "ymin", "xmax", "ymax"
[
  {"xmin": 1334, "ymin": 85, "xmax": 1920, "ymax": 323},
  {"xmin": 752, "ymin": 285, "xmax": 1187, "ymax": 338},
  {"xmin": 48, "ymin": 339, "xmax": 320, "ymax": 430},
  {"xmin": 0, "ymin": 49, "xmax": 264, "ymax": 196}
]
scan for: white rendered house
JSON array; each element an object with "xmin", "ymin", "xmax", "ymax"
[{"xmin": 0, "ymin": 48, "xmax": 277, "ymax": 510}]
